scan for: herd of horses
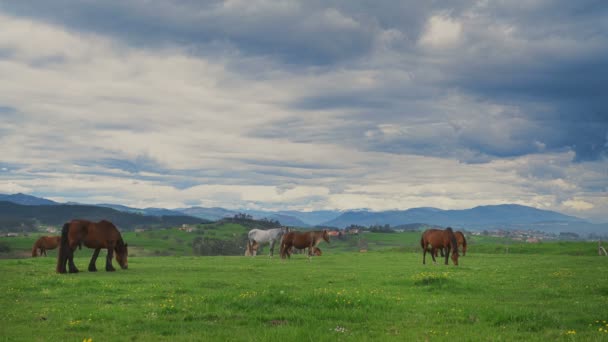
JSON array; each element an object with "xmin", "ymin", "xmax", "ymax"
[
  {"xmin": 244, "ymin": 227, "xmax": 330, "ymax": 259},
  {"xmin": 32, "ymin": 219, "xmax": 466, "ymax": 274}
]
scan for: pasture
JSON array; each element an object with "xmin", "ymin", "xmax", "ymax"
[{"xmin": 1, "ymin": 241, "xmax": 608, "ymax": 341}]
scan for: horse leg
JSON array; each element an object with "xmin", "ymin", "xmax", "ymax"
[
  {"xmin": 88, "ymin": 248, "xmax": 101, "ymax": 272},
  {"xmin": 269, "ymin": 240, "xmax": 275, "ymax": 258},
  {"xmin": 307, "ymin": 242, "xmax": 313, "ymax": 261},
  {"xmin": 280, "ymin": 241, "xmax": 289, "ymax": 259},
  {"xmin": 105, "ymin": 243, "xmax": 116, "ymax": 272},
  {"xmin": 67, "ymin": 243, "xmax": 79, "ymax": 273},
  {"xmin": 430, "ymin": 247, "xmax": 437, "ymax": 265},
  {"xmin": 444, "ymin": 246, "xmax": 450, "ymax": 265},
  {"xmin": 252, "ymin": 241, "xmax": 258, "ymax": 257},
  {"xmin": 423, "ymin": 246, "xmax": 426, "ymax": 265}
]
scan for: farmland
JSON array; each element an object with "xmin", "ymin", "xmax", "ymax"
[{"xmin": 1, "ymin": 228, "xmax": 607, "ymax": 341}]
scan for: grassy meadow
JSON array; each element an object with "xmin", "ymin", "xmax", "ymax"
[{"xmin": 1, "ymin": 229, "xmax": 608, "ymax": 341}]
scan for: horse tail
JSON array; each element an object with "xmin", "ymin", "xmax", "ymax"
[
  {"xmin": 56, "ymin": 222, "xmax": 70, "ymax": 273},
  {"xmin": 461, "ymin": 233, "xmax": 467, "ymax": 255}
]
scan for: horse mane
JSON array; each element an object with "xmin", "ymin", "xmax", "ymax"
[{"xmin": 446, "ymin": 227, "xmax": 458, "ymax": 254}]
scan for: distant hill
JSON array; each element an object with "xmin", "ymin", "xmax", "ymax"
[
  {"xmin": 97, "ymin": 203, "xmax": 185, "ymax": 217},
  {"xmin": 177, "ymin": 207, "xmax": 237, "ymax": 221},
  {"xmin": 0, "ymin": 201, "xmax": 207, "ymax": 232},
  {"xmin": 321, "ymin": 204, "xmax": 600, "ymax": 234},
  {"xmin": 0, "ymin": 193, "xmax": 59, "ymax": 206},
  {"xmin": 1, "ymin": 193, "xmax": 605, "ymax": 235},
  {"xmin": 273, "ymin": 210, "xmax": 342, "ymax": 226},
  {"xmin": 176, "ymin": 207, "xmax": 311, "ymax": 227}
]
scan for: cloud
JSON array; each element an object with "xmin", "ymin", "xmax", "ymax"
[
  {"xmin": 0, "ymin": 2, "xmax": 606, "ymax": 222},
  {"xmin": 419, "ymin": 15, "xmax": 462, "ymax": 48},
  {"xmin": 563, "ymin": 199, "xmax": 594, "ymax": 211}
]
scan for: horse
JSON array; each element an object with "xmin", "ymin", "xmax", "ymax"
[
  {"xmin": 31, "ymin": 236, "xmax": 60, "ymax": 257},
  {"xmin": 280, "ymin": 230, "xmax": 330, "ymax": 259},
  {"xmin": 420, "ymin": 227, "xmax": 459, "ymax": 266},
  {"xmin": 56, "ymin": 219, "xmax": 128, "ymax": 274},
  {"xmin": 433, "ymin": 230, "xmax": 468, "ymax": 257},
  {"xmin": 245, "ymin": 227, "xmax": 289, "ymax": 257}
]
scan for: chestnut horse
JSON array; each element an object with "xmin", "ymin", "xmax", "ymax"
[
  {"xmin": 280, "ymin": 230, "xmax": 330, "ymax": 259},
  {"xmin": 421, "ymin": 227, "xmax": 459, "ymax": 266},
  {"xmin": 434, "ymin": 230, "xmax": 468, "ymax": 257},
  {"xmin": 31, "ymin": 236, "xmax": 60, "ymax": 257},
  {"xmin": 56, "ymin": 219, "xmax": 128, "ymax": 274}
]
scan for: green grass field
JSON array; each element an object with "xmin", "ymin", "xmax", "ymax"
[{"xmin": 1, "ymin": 229, "xmax": 608, "ymax": 341}]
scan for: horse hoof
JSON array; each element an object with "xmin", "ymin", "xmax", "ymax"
[
  {"xmin": 69, "ymin": 269, "xmax": 79, "ymax": 273},
  {"xmin": 88, "ymin": 268, "xmax": 97, "ymax": 272},
  {"xmin": 106, "ymin": 268, "xmax": 116, "ymax": 272}
]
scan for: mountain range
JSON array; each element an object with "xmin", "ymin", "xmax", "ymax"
[{"xmin": 1, "ymin": 193, "xmax": 606, "ymax": 235}]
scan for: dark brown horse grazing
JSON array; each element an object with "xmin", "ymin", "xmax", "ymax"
[
  {"xmin": 32, "ymin": 236, "xmax": 60, "ymax": 257},
  {"xmin": 421, "ymin": 227, "xmax": 459, "ymax": 266},
  {"xmin": 455, "ymin": 231, "xmax": 467, "ymax": 256},
  {"xmin": 280, "ymin": 230, "xmax": 330, "ymax": 259},
  {"xmin": 56, "ymin": 219, "xmax": 128, "ymax": 274}
]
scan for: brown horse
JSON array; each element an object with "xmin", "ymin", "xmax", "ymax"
[
  {"xmin": 280, "ymin": 230, "xmax": 330, "ymax": 259},
  {"xmin": 421, "ymin": 227, "xmax": 459, "ymax": 266},
  {"xmin": 434, "ymin": 230, "xmax": 468, "ymax": 257},
  {"xmin": 31, "ymin": 236, "xmax": 60, "ymax": 257},
  {"xmin": 56, "ymin": 219, "xmax": 128, "ymax": 274}
]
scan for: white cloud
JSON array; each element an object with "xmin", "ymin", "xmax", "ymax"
[
  {"xmin": 419, "ymin": 15, "xmax": 463, "ymax": 48},
  {"xmin": 562, "ymin": 199, "xmax": 594, "ymax": 211},
  {"xmin": 0, "ymin": 182, "xmax": 31, "ymax": 194}
]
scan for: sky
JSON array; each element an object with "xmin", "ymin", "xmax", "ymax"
[{"xmin": 0, "ymin": 1, "xmax": 607, "ymax": 222}]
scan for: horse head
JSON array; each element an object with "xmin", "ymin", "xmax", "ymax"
[
  {"xmin": 450, "ymin": 249, "xmax": 459, "ymax": 266},
  {"xmin": 115, "ymin": 241, "xmax": 129, "ymax": 269},
  {"xmin": 322, "ymin": 230, "xmax": 331, "ymax": 244}
]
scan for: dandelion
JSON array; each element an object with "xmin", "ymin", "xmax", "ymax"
[
  {"xmin": 565, "ymin": 330, "xmax": 576, "ymax": 335},
  {"xmin": 82, "ymin": 338, "xmax": 93, "ymax": 342},
  {"xmin": 333, "ymin": 326, "xmax": 347, "ymax": 333}
]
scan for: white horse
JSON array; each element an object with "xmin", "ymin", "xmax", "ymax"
[{"xmin": 245, "ymin": 227, "xmax": 289, "ymax": 257}]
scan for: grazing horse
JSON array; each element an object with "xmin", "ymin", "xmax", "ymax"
[
  {"xmin": 280, "ymin": 230, "xmax": 330, "ymax": 259},
  {"xmin": 434, "ymin": 230, "xmax": 468, "ymax": 257},
  {"xmin": 31, "ymin": 236, "xmax": 60, "ymax": 257},
  {"xmin": 245, "ymin": 227, "xmax": 289, "ymax": 257},
  {"xmin": 421, "ymin": 227, "xmax": 459, "ymax": 266},
  {"xmin": 56, "ymin": 219, "xmax": 128, "ymax": 274},
  {"xmin": 455, "ymin": 231, "xmax": 467, "ymax": 256}
]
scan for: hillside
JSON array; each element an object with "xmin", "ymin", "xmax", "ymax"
[
  {"xmin": 322, "ymin": 204, "xmax": 601, "ymax": 234},
  {"xmin": 97, "ymin": 203, "xmax": 185, "ymax": 216},
  {"xmin": 177, "ymin": 207, "xmax": 311, "ymax": 227},
  {"xmin": 0, "ymin": 193, "xmax": 59, "ymax": 206},
  {"xmin": 0, "ymin": 201, "xmax": 207, "ymax": 232}
]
